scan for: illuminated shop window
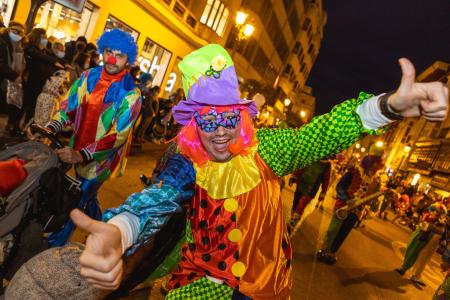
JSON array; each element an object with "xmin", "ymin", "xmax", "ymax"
[
  {"xmin": 138, "ymin": 38, "xmax": 172, "ymax": 87},
  {"xmin": 0, "ymin": 0, "xmax": 17, "ymax": 25},
  {"xmin": 104, "ymin": 15, "xmax": 139, "ymax": 41},
  {"xmin": 200, "ymin": 0, "xmax": 229, "ymax": 36},
  {"xmin": 162, "ymin": 57, "xmax": 183, "ymax": 99},
  {"xmin": 35, "ymin": 1, "xmax": 98, "ymax": 42}
]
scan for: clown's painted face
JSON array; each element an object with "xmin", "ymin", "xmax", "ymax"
[
  {"xmin": 103, "ymin": 48, "xmax": 128, "ymax": 74},
  {"xmin": 195, "ymin": 108, "xmax": 241, "ymax": 162}
]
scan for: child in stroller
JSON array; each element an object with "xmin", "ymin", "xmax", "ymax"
[{"xmin": 0, "ymin": 125, "xmax": 81, "ymax": 292}]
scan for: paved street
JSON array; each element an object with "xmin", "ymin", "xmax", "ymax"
[
  {"xmin": 0, "ymin": 120, "xmax": 444, "ymax": 299},
  {"xmin": 83, "ymin": 141, "xmax": 444, "ymax": 299},
  {"xmin": 285, "ymin": 187, "xmax": 444, "ymax": 300}
]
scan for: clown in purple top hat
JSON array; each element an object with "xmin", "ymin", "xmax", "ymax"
[{"xmin": 9, "ymin": 43, "xmax": 448, "ymax": 300}]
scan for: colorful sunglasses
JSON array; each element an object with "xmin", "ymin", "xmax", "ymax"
[{"xmin": 194, "ymin": 109, "xmax": 241, "ymax": 132}]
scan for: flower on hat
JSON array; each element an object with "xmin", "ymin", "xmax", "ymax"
[{"xmin": 211, "ymin": 55, "xmax": 227, "ymax": 72}]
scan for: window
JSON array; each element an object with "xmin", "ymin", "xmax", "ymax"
[
  {"xmin": 284, "ymin": 64, "xmax": 292, "ymax": 75},
  {"xmin": 104, "ymin": 15, "xmax": 139, "ymax": 41},
  {"xmin": 0, "ymin": 0, "xmax": 17, "ymax": 24},
  {"xmin": 297, "ymin": 46, "xmax": 304, "ymax": 63},
  {"xmin": 302, "ymin": 17, "xmax": 311, "ymax": 31},
  {"xmin": 288, "ymin": 6, "xmax": 300, "ymax": 37},
  {"xmin": 293, "ymin": 42, "xmax": 300, "ymax": 54},
  {"xmin": 307, "ymin": 43, "xmax": 314, "ymax": 55},
  {"xmin": 35, "ymin": 1, "xmax": 99, "ymax": 42},
  {"xmin": 252, "ymin": 46, "xmax": 269, "ymax": 77},
  {"xmin": 275, "ymin": 35, "xmax": 289, "ymax": 61},
  {"xmin": 243, "ymin": 37, "xmax": 257, "ymax": 61},
  {"xmin": 300, "ymin": 62, "xmax": 307, "ymax": 74},
  {"xmin": 200, "ymin": 0, "xmax": 229, "ymax": 36},
  {"xmin": 138, "ymin": 38, "xmax": 172, "ymax": 86}
]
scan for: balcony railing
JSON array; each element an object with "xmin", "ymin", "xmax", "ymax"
[{"xmin": 158, "ymin": 0, "xmax": 198, "ymax": 31}]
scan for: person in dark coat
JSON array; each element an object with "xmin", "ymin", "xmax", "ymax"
[
  {"xmin": 0, "ymin": 21, "xmax": 26, "ymax": 135},
  {"xmin": 22, "ymin": 28, "xmax": 63, "ymax": 124},
  {"xmin": 64, "ymin": 35, "xmax": 87, "ymax": 64}
]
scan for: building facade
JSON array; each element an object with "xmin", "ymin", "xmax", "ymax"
[
  {"xmin": 226, "ymin": 0, "xmax": 326, "ymax": 123},
  {"xmin": 383, "ymin": 61, "xmax": 450, "ymax": 195},
  {"xmin": 3, "ymin": 0, "xmax": 325, "ymax": 116}
]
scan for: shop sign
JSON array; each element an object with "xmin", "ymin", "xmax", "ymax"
[{"xmin": 138, "ymin": 55, "xmax": 178, "ymax": 93}]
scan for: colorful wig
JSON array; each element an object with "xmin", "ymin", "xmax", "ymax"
[
  {"xmin": 97, "ymin": 29, "xmax": 138, "ymax": 63},
  {"xmin": 176, "ymin": 106, "xmax": 256, "ymax": 165}
]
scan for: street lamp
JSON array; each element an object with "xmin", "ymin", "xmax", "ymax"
[
  {"xmin": 361, "ymin": 147, "xmax": 366, "ymax": 152},
  {"xmin": 411, "ymin": 173, "xmax": 421, "ymax": 186},
  {"xmin": 355, "ymin": 143, "xmax": 361, "ymax": 149},
  {"xmin": 376, "ymin": 141, "xmax": 384, "ymax": 147},
  {"xmin": 284, "ymin": 98, "xmax": 291, "ymax": 107},
  {"xmin": 404, "ymin": 145, "xmax": 411, "ymax": 153},
  {"xmin": 243, "ymin": 24, "xmax": 255, "ymax": 37},
  {"xmin": 235, "ymin": 11, "xmax": 248, "ymax": 25},
  {"xmin": 232, "ymin": 11, "xmax": 254, "ymax": 58},
  {"xmin": 300, "ymin": 110, "xmax": 306, "ymax": 118}
]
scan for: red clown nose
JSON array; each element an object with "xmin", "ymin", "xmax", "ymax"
[{"xmin": 107, "ymin": 55, "xmax": 117, "ymax": 65}]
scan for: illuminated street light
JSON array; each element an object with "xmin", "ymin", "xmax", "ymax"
[
  {"xmin": 355, "ymin": 143, "xmax": 361, "ymax": 149},
  {"xmin": 236, "ymin": 11, "xmax": 248, "ymax": 25},
  {"xmin": 300, "ymin": 110, "xmax": 306, "ymax": 118},
  {"xmin": 284, "ymin": 98, "xmax": 291, "ymax": 106},
  {"xmin": 376, "ymin": 141, "xmax": 384, "ymax": 147},
  {"xmin": 404, "ymin": 145, "xmax": 411, "ymax": 153},
  {"xmin": 243, "ymin": 24, "xmax": 255, "ymax": 37},
  {"xmin": 411, "ymin": 173, "xmax": 421, "ymax": 186},
  {"xmin": 361, "ymin": 147, "xmax": 366, "ymax": 152}
]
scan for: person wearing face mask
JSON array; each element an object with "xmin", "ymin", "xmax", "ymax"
[
  {"xmin": 22, "ymin": 28, "xmax": 64, "ymax": 124},
  {"xmin": 39, "ymin": 41, "xmax": 70, "ymax": 80},
  {"xmin": 69, "ymin": 52, "xmax": 91, "ymax": 84},
  {"xmin": 64, "ymin": 35, "xmax": 87, "ymax": 64},
  {"xmin": 0, "ymin": 21, "xmax": 26, "ymax": 136}
]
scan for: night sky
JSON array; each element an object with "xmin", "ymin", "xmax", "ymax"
[{"xmin": 308, "ymin": 0, "xmax": 450, "ymax": 115}]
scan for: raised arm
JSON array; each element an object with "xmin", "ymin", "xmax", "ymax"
[{"xmin": 258, "ymin": 58, "xmax": 448, "ymax": 177}]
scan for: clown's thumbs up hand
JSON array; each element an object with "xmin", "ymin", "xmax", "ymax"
[
  {"xmin": 71, "ymin": 209, "xmax": 123, "ymax": 290},
  {"xmin": 387, "ymin": 58, "xmax": 449, "ymax": 121}
]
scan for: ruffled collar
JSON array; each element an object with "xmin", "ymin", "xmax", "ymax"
[{"xmin": 194, "ymin": 147, "xmax": 261, "ymax": 199}]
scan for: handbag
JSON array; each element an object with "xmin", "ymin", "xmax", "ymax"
[{"xmin": 6, "ymin": 80, "xmax": 23, "ymax": 109}]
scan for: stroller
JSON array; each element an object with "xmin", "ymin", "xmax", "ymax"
[{"xmin": 0, "ymin": 124, "xmax": 81, "ymax": 292}]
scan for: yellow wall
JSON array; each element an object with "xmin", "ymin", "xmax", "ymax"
[{"xmin": 12, "ymin": 0, "xmax": 30, "ymax": 23}]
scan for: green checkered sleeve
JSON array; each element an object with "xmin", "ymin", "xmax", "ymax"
[
  {"xmin": 166, "ymin": 277, "xmax": 234, "ymax": 299},
  {"xmin": 257, "ymin": 92, "xmax": 386, "ymax": 177}
]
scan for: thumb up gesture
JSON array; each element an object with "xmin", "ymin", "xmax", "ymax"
[
  {"xmin": 70, "ymin": 209, "xmax": 123, "ymax": 290},
  {"xmin": 388, "ymin": 58, "xmax": 449, "ymax": 121}
]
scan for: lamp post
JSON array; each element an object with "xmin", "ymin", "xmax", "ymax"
[
  {"xmin": 231, "ymin": 11, "xmax": 254, "ymax": 58},
  {"xmin": 395, "ymin": 145, "xmax": 411, "ymax": 174}
]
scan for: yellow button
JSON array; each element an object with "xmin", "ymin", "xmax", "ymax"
[
  {"xmin": 231, "ymin": 261, "xmax": 246, "ymax": 277},
  {"xmin": 228, "ymin": 229, "xmax": 242, "ymax": 242},
  {"xmin": 224, "ymin": 198, "xmax": 238, "ymax": 212}
]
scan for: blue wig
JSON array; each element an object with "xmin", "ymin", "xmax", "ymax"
[{"xmin": 97, "ymin": 29, "xmax": 138, "ymax": 64}]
